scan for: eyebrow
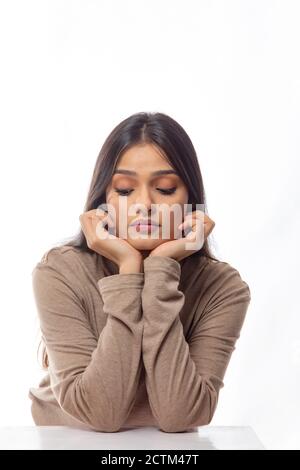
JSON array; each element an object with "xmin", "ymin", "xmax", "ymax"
[{"xmin": 113, "ymin": 169, "xmax": 179, "ymax": 177}]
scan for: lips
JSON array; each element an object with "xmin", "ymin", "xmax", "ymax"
[{"xmin": 130, "ymin": 219, "xmax": 160, "ymax": 227}]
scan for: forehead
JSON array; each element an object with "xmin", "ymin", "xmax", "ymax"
[{"xmin": 116, "ymin": 143, "xmax": 172, "ymax": 172}]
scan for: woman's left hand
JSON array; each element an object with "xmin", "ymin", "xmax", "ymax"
[{"xmin": 148, "ymin": 209, "xmax": 215, "ymax": 262}]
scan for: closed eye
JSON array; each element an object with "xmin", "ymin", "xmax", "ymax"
[
  {"xmin": 157, "ymin": 187, "xmax": 177, "ymax": 195},
  {"xmin": 114, "ymin": 188, "xmax": 133, "ymax": 196},
  {"xmin": 115, "ymin": 187, "xmax": 177, "ymax": 196}
]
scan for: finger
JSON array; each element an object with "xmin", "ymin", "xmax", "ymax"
[
  {"xmin": 88, "ymin": 209, "xmax": 115, "ymax": 228},
  {"xmin": 81, "ymin": 213, "xmax": 112, "ymax": 241},
  {"xmin": 95, "ymin": 207, "xmax": 108, "ymax": 217},
  {"xmin": 190, "ymin": 210, "xmax": 211, "ymax": 222},
  {"xmin": 205, "ymin": 220, "xmax": 215, "ymax": 237},
  {"xmin": 179, "ymin": 211, "xmax": 213, "ymax": 230},
  {"xmin": 178, "ymin": 214, "xmax": 193, "ymax": 230},
  {"xmin": 94, "ymin": 215, "xmax": 117, "ymax": 240},
  {"xmin": 79, "ymin": 209, "xmax": 107, "ymax": 224},
  {"xmin": 190, "ymin": 216, "xmax": 214, "ymax": 234},
  {"xmin": 178, "ymin": 213, "xmax": 204, "ymax": 230},
  {"xmin": 182, "ymin": 209, "xmax": 205, "ymax": 220},
  {"xmin": 93, "ymin": 214, "xmax": 115, "ymax": 236}
]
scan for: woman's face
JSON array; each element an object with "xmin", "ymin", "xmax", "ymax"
[{"xmin": 105, "ymin": 143, "xmax": 189, "ymax": 253}]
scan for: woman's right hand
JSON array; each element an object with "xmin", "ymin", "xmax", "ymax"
[{"xmin": 79, "ymin": 209, "xmax": 143, "ymax": 273}]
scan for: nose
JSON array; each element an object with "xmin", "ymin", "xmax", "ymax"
[{"xmin": 134, "ymin": 185, "xmax": 153, "ymax": 215}]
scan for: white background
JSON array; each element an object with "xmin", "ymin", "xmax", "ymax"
[{"xmin": 0, "ymin": 0, "xmax": 299, "ymax": 450}]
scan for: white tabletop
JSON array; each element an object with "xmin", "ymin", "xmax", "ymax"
[{"xmin": 0, "ymin": 425, "xmax": 264, "ymax": 450}]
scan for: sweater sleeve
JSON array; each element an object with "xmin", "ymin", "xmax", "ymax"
[
  {"xmin": 141, "ymin": 255, "xmax": 251, "ymax": 433},
  {"xmin": 32, "ymin": 255, "xmax": 144, "ymax": 432}
]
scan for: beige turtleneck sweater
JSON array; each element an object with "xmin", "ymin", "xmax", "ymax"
[{"xmin": 28, "ymin": 245, "xmax": 251, "ymax": 433}]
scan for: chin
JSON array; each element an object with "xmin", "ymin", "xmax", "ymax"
[{"xmin": 126, "ymin": 237, "xmax": 168, "ymax": 251}]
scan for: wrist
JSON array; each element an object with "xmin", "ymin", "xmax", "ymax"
[{"xmin": 119, "ymin": 256, "xmax": 143, "ymax": 274}]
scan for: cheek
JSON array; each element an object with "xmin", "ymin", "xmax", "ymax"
[
  {"xmin": 175, "ymin": 187, "xmax": 189, "ymax": 205},
  {"xmin": 105, "ymin": 193, "xmax": 119, "ymax": 225},
  {"xmin": 111, "ymin": 204, "xmax": 120, "ymax": 227}
]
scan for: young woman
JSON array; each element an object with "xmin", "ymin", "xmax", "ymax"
[{"xmin": 29, "ymin": 111, "xmax": 251, "ymax": 433}]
